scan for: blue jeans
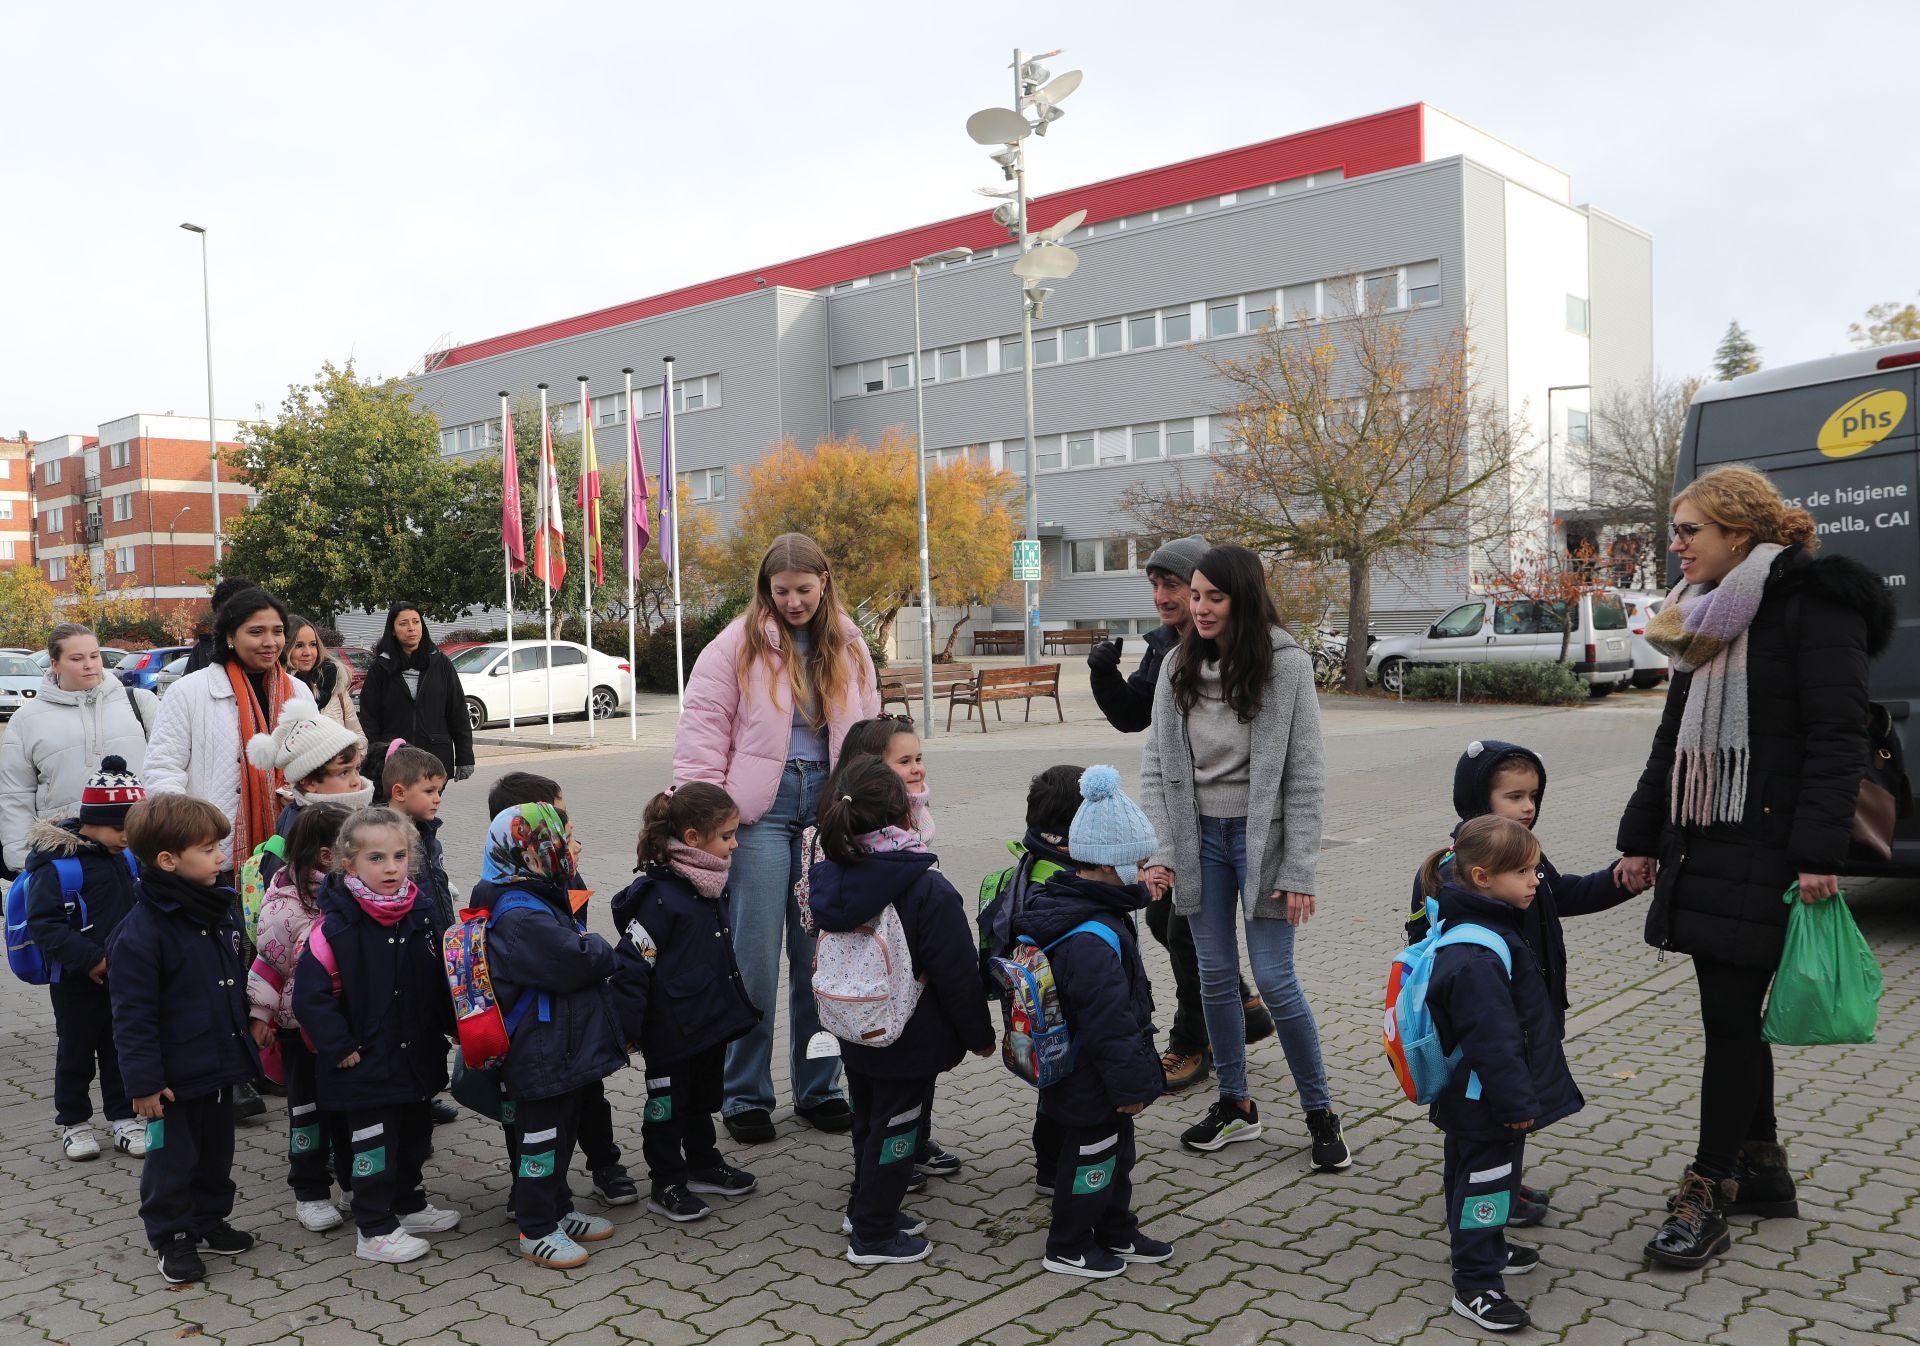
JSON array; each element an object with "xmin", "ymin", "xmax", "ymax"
[
  {"xmin": 722, "ymin": 760, "xmax": 843, "ymax": 1117},
  {"xmin": 1189, "ymin": 814, "xmax": 1331, "ymax": 1112}
]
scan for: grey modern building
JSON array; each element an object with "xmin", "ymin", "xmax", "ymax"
[{"xmin": 408, "ymin": 103, "xmax": 1652, "ymax": 641}]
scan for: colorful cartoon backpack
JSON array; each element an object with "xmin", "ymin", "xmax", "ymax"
[
  {"xmin": 987, "ymin": 920, "xmax": 1121, "ymax": 1088},
  {"xmin": 812, "ymin": 904, "xmax": 924, "ymax": 1047},
  {"xmin": 442, "ymin": 891, "xmax": 552, "ymax": 1071},
  {"xmin": 239, "ymin": 834, "xmax": 288, "ymax": 942},
  {"xmin": 1383, "ymin": 897, "xmax": 1512, "ymax": 1104}
]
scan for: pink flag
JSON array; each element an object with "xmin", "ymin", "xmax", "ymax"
[
  {"xmin": 501, "ymin": 405, "xmax": 525, "ymax": 573},
  {"xmin": 625, "ymin": 387, "xmax": 651, "ymax": 569}
]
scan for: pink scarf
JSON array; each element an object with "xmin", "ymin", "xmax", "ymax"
[
  {"xmin": 666, "ymin": 840, "xmax": 731, "ymax": 899},
  {"xmin": 858, "ymin": 825, "xmax": 929, "ymax": 856},
  {"xmin": 342, "ymin": 873, "xmax": 418, "ymax": 926}
]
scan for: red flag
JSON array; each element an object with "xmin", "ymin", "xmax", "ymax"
[
  {"xmin": 501, "ymin": 406, "xmax": 525, "ymax": 573},
  {"xmin": 532, "ymin": 402, "xmax": 567, "ymax": 591}
]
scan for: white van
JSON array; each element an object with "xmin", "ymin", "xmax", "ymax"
[{"xmin": 1367, "ymin": 590, "xmax": 1634, "ymax": 694}]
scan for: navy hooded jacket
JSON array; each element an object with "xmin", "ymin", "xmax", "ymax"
[
  {"xmin": 1011, "ymin": 872, "xmax": 1164, "ymax": 1128},
  {"xmin": 608, "ymin": 867, "xmax": 761, "ymax": 1066},
  {"xmin": 1407, "ymin": 739, "xmax": 1636, "ymax": 1024},
  {"xmin": 1425, "ymin": 883, "xmax": 1583, "ymax": 1139},
  {"xmin": 107, "ymin": 877, "xmax": 257, "ymax": 1102},
  {"xmin": 293, "ymin": 873, "xmax": 453, "ymax": 1110},
  {"xmin": 475, "ymin": 876, "xmax": 627, "ymax": 1102},
  {"xmin": 22, "ymin": 818, "xmax": 138, "ymax": 988},
  {"xmin": 808, "ymin": 848, "xmax": 994, "ymax": 1081},
  {"xmin": 413, "ymin": 815, "xmax": 454, "ymax": 935}
]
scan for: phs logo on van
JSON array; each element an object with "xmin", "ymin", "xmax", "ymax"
[{"xmin": 1818, "ymin": 389, "xmax": 1908, "ymax": 459}]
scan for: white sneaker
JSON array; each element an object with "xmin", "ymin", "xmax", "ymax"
[
  {"xmin": 296, "ymin": 1200, "xmax": 343, "ymax": 1232},
  {"xmin": 60, "ymin": 1124, "xmax": 100, "ymax": 1161},
  {"xmin": 397, "ymin": 1203, "xmax": 462, "ymax": 1235},
  {"xmin": 112, "ymin": 1119, "xmax": 146, "ymax": 1157},
  {"xmin": 355, "ymin": 1229, "xmax": 430, "ymax": 1264}
]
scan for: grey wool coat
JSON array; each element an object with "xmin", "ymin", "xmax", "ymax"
[{"xmin": 1139, "ymin": 625, "xmax": 1326, "ymax": 920}]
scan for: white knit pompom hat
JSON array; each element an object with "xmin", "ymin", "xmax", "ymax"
[{"xmin": 246, "ymin": 707, "xmax": 364, "ymax": 786}]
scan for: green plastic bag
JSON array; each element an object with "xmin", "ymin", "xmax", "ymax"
[{"xmin": 1761, "ymin": 884, "xmax": 1882, "ymax": 1046}]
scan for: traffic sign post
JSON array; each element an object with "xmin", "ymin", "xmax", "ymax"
[{"xmin": 1012, "ymin": 539, "xmax": 1042, "ymax": 583}]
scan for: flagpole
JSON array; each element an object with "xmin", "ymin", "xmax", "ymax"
[
  {"xmin": 500, "ymin": 392, "xmax": 516, "ymax": 732},
  {"xmin": 663, "ymin": 355, "xmax": 684, "ymax": 711},
  {"xmin": 538, "ymin": 383, "xmax": 554, "ymax": 736},
  {"xmin": 577, "ymin": 375, "xmax": 595, "ymax": 741},
  {"xmin": 623, "ymin": 367, "xmax": 638, "ymax": 741}
]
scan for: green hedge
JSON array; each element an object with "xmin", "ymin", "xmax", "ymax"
[{"xmin": 1402, "ymin": 661, "xmax": 1588, "ymax": 706}]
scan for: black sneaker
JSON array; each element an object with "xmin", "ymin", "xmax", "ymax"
[
  {"xmin": 232, "ymin": 1080, "xmax": 267, "ymax": 1121},
  {"xmin": 1105, "ymin": 1232, "xmax": 1174, "ymax": 1264},
  {"xmin": 647, "ymin": 1184, "xmax": 710, "ymax": 1223},
  {"xmin": 904, "ymin": 1168, "xmax": 928, "ymax": 1194},
  {"xmin": 841, "ymin": 1212, "xmax": 929, "ymax": 1237},
  {"xmin": 916, "ymin": 1139, "xmax": 963, "ymax": 1176},
  {"xmin": 723, "ymin": 1109, "xmax": 776, "ymax": 1144},
  {"xmin": 1506, "ymin": 1243, "xmax": 1541, "ymax": 1274},
  {"xmin": 795, "ymin": 1098, "xmax": 853, "ymax": 1133},
  {"xmin": 592, "ymin": 1166, "xmax": 640, "ymax": 1206},
  {"xmin": 199, "ymin": 1223, "xmax": 255, "ymax": 1257},
  {"xmin": 688, "ymin": 1163, "xmax": 757, "ymax": 1196},
  {"xmin": 1042, "ymin": 1247, "xmax": 1127, "ymax": 1279},
  {"xmin": 158, "ymin": 1233, "xmax": 206, "ymax": 1285},
  {"xmin": 847, "ymin": 1231, "xmax": 931, "ymax": 1265},
  {"xmin": 1305, "ymin": 1108, "xmax": 1353, "ymax": 1171},
  {"xmin": 1451, "ymin": 1289, "xmax": 1530, "ymax": 1332},
  {"xmin": 1646, "ymin": 1168, "xmax": 1731, "ymax": 1269},
  {"xmin": 1510, "ymin": 1196, "xmax": 1549, "ymax": 1228},
  {"xmin": 1519, "ymin": 1182, "xmax": 1552, "ymax": 1207},
  {"xmin": 429, "ymin": 1097, "xmax": 460, "ymax": 1126},
  {"xmin": 1181, "ymin": 1098, "xmax": 1261, "ymax": 1153}
]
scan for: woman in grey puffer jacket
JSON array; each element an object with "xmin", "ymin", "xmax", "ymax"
[
  {"xmin": 0, "ymin": 624, "xmax": 155, "ymax": 875},
  {"xmin": 1138, "ymin": 546, "xmax": 1351, "ymax": 1171}
]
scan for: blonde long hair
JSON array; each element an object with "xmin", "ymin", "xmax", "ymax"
[
  {"xmin": 736, "ymin": 533, "xmax": 869, "ymax": 729},
  {"xmin": 1673, "ymin": 465, "xmax": 1818, "ymax": 550}
]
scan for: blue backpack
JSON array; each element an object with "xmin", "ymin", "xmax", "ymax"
[
  {"xmin": 987, "ymin": 919, "xmax": 1123, "ymax": 1088},
  {"xmin": 5, "ymin": 852, "xmax": 140, "ymax": 985},
  {"xmin": 1383, "ymin": 897, "xmax": 1512, "ymax": 1105}
]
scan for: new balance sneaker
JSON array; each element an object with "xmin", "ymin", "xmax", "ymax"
[
  {"xmin": 846, "ymin": 1231, "xmax": 931, "ymax": 1265},
  {"xmin": 1042, "ymin": 1247, "xmax": 1127, "ymax": 1279},
  {"xmin": 158, "ymin": 1232, "xmax": 205, "ymax": 1285},
  {"xmin": 591, "ymin": 1166, "xmax": 640, "ymax": 1206},
  {"xmin": 1181, "ymin": 1098, "xmax": 1261, "ymax": 1152},
  {"xmin": 1104, "ymin": 1233, "xmax": 1175, "ymax": 1264},
  {"xmin": 112, "ymin": 1118, "xmax": 146, "ymax": 1157},
  {"xmin": 60, "ymin": 1123, "xmax": 100, "ymax": 1162},
  {"xmin": 517, "ymin": 1229, "xmax": 589, "ymax": 1269},
  {"xmin": 688, "ymin": 1162, "xmax": 757, "ymax": 1196},
  {"xmin": 841, "ymin": 1212, "xmax": 929, "ymax": 1237},
  {"xmin": 1451, "ymin": 1289, "xmax": 1530, "ymax": 1332},
  {"xmin": 295, "ymin": 1200, "xmax": 343, "ymax": 1232},
  {"xmin": 1305, "ymin": 1108, "xmax": 1353, "ymax": 1171},
  {"xmin": 200, "ymin": 1223, "xmax": 255, "ymax": 1256},
  {"xmin": 1506, "ymin": 1243, "xmax": 1541, "ymax": 1274},
  {"xmin": 397, "ymin": 1204, "xmax": 462, "ymax": 1235},
  {"xmin": 558, "ymin": 1211, "xmax": 615, "ymax": 1242},
  {"xmin": 647, "ymin": 1184, "xmax": 711, "ymax": 1223},
  {"xmin": 915, "ymin": 1139, "xmax": 963, "ymax": 1176},
  {"xmin": 357, "ymin": 1229, "xmax": 431, "ymax": 1264}
]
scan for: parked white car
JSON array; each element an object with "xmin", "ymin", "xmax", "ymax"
[
  {"xmin": 0, "ymin": 652, "xmax": 43, "ymax": 719},
  {"xmin": 1618, "ymin": 590, "xmax": 1672, "ymax": 689},
  {"xmin": 451, "ymin": 640, "xmax": 635, "ymax": 731},
  {"xmin": 1367, "ymin": 590, "xmax": 1635, "ymax": 695}
]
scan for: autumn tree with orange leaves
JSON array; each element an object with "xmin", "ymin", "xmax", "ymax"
[{"xmin": 728, "ymin": 431, "xmax": 1019, "ymax": 646}]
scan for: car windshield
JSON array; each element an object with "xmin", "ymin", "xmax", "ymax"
[
  {"xmin": 163, "ymin": 657, "xmax": 188, "ymax": 674},
  {"xmin": 1591, "ymin": 591, "xmax": 1629, "ymax": 631},
  {"xmin": 0, "ymin": 655, "xmax": 39, "ymax": 676},
  {"xmin": 449, "ymin": 644, "xmax": 503, "ymax": 672}
]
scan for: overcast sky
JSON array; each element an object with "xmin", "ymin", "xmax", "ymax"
[{"xmin": 6, "ymin": 1, "xmax": 1913, "ymax": 439}]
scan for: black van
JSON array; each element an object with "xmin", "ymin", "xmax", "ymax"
[{"xmin": 1673, "ymin": 338, "xmax": 1919, "ymax": 873}]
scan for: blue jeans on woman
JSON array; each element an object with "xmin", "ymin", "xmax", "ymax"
[
  {"xmin": 722, "ymin": 760, "xmax": 843, "ymax": 1119},
  {"xmin": 1189, "ymin": 814, "xmax": 1331, "ymax": 1112}
]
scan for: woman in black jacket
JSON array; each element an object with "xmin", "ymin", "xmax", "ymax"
[
  {"xmin": 1617, "ymin": 466, "xmax": 1894, "ymax": 1271},
  {"xmin": 357, "ymin": 602, "xmax": 474, "ymax": 782}
]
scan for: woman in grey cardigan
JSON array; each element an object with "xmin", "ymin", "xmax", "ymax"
[{"xmin": 1139, "ymin": 546, "xmax": 1351, "ymax": 1171}]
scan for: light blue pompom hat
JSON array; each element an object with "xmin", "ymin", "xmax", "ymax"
[{"xmin": 1067, "ymin": 764, "xmax": 1160, "ymax": 884}]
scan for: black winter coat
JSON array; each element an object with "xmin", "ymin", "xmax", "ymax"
[
  {"xmin": 414, "ymin": 816, "xmax": 454, "ymax": 935},
  {"xmin": 292, "ymin": 874, "xmax": 453, "ymax": 1109},
  {"xmin": 480, "ymin": 877, "xmax": 627, "ymax": 1102},
  {"xmin": 1427, "ymin": 884, "xmax": 1582, "ymax": 1139},
  {"xmin": 107, "ymin": 878, "xmax": 257, "ymax": 1102},
  {"xmin": 1617, "ymin": 550, "xmax": 1895, "ymax": 969},
  {"xmin": 608, "ymin": 867, "xmax": 761, "ymax": 1066},
  {"xmin": 1089, "ymin": 623, "xmax": 1178, "ymax": 734},
  {"xmin": 1013, "ymin": 873, "xmax": 1164, "ymax": 1128},
  {"xmin": 358, "ymin": 609, "xmax": 473, "ymax": 775},
  {"xmin": 23, "ymin": 818, "xmax": 138, "ymax": 988},
  {"xmin": 808, "ymin": 849, "xmax": 995, "ymax": 1081}
]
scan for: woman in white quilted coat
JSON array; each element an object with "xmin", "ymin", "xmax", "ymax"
[{"xmin": 0, "ymin": 624, "xmax": 158, "ymax": 876}]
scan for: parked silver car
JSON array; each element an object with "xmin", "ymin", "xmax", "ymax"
[
  {"xmin": 1618, "ymin": 591, "xmax": 1672, "ymax": 689},
  {"xmin": 154, "ymin": 654, "xmax": 190, "ymax": 698},
  {"xmin": 1367, "ymin": 590, "xmax": 1636, "ymax": 694}
]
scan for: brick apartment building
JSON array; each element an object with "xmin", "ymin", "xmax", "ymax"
[
  {"xmin": 0, "ymin": 437, "xmax": 32, "ymax": 569},
  {"xmin": 31, "ymin": 414, "xmax": 249, "ymax": 617}
]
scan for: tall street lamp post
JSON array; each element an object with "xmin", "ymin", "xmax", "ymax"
[
  {"xmin": 179, "ymin": 223, "xmax": 221, "ymax": 564},
  {"xmin": 909, "ymin": 247, "xmax": 974, "ymax": 735}
]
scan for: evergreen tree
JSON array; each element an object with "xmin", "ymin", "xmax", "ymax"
[{"xmin": 1713, "ymin": 320, "xmax": 1761, "ymax": 381}]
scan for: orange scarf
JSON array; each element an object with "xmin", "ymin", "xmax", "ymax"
[{"xmin": 227, "ymin": 660, "xmax": 291, "ymax": 865}]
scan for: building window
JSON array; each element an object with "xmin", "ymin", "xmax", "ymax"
[
  {"xmin": 1069, "ymin": 541, "xmax": 1098, "ymax": 574},
  {"xmin": 1001, "ymin": 338, "xmax": 1024, "ymax": 370},
  {"xmin": 48, "ymin": 557, "xmax": 66, "ymax": 581},
  {"xmin": 0, "ymin": 500, "xmax": 11, "ymax": 520},
  {"xmin": 936, "ymin": 348, "xmax": 962, "ymax": 382},
  {"xmin": 1282, "ymin": 283, "xmax": 1317, "ymax": 322},
  {"xmin": 1207, "ymin": 300, "xmax": 1240, "ymax": 338},
  {"xmin": 1211, "ymin": 424, "xmax": 1237, "ymax": 454},
  {"xmin": 1131, "ymin": 426, "xmax": 1161, "ymax": 460},
  {"xmin": 1566, "ymin": 295, "xmax": 1590, "ymax": 334},
  {"xmin": 1408, "ymin": 260, "xmax": 1441, "ymax": 308},
  {"xmin": 685, "ymin": 468, "xmax": 727, "ymax": 503},
  {"xmin": 1003, "ymin": 440, "xmax": 1027, "ymax": 474},
  {"xmin": 0, "ymin": 540, "xmax": 13, "ymax": 561},
  {"xmin": 111, "ymin": 494, "xmax": 134, "ymax": 522},
  {"xmin": 887, "ymin": 358, "xmax": 912, "ymax": 390},
  {"xmin": 1095, "ymin": 320, "xmax": 1123, "ymax": 356},
  {"xmin": 1128, "ymin": 315, "xmax": 1157, "ymax": 349},
  {"xmin": 1102, "ymin": 539, "xmax": 1131, "ymax": 572},
  {"xmin": 1363, "ymin": 271, "xmax": 1400, "ymax": 312},
  {"xmin": 109, "ymin": 442, "xmax": 131, "ymax": 469},
  {"xmin": 115, "ymin": 546, "xmax": 136, "ymax": 573},
  {"xmin": 592, "ymin": 394, "xmax": 624, "ymax": 427},
  {"xmin": 43, "ymin": 460, "xmax": 61, "ymax": 486},
  {"xmin": 1062, "ymin": 327, "xmax": 1091, "ymax": 361},
  {"xmin": 1033, "ymin": 333, "xmax": 1058, "ymax": 365},
  {"xmin": 440, "ymin": 428, "xmax": 455, "ymax": 454},
  {"xmin": 1567, "ymin": 408, "xmax": 1591, "ymax": 448},
  {"xmin": 1066, "ymin": 435, "xmax": 1095, "ymax": 468},
  {"xmin": 1166, "ymin": 419, "xmax": 1196, "ymax": 456},
  {"xmin": 1036, "ymin": 437, "xmax": 1062, "ymax": 472},
  {"xmin": 1163, "ymin": 308, "xmax": 1193, "ymax": 343},
  {"xmin": 44, "ymin": 507, "xmax": 63, "ymax": 535},
  {"xmin": 675, "ymin": 377, "xmax": 710, "ymax": 411},
  {"xmin": 1246, "ymin": 291, "xmax": 1273, "ymax": 331}
]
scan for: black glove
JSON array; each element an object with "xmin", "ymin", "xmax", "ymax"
[
  {"xmin": 453, "ymin": 764, "xmax": 476, "ymax": 782},
  {"xmin": 1086, "ymin": 637, "xmax": 1124, "ymax": 675}
]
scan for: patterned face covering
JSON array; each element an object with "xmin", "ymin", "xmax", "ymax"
[{"xmin": 484, "ymin": 802, "xmax": 571, "ymax": 881}]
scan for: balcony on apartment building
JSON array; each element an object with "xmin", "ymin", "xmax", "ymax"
[{"xmin": 83, "ymin": 476, "xmax": 101, "ymax": 498}]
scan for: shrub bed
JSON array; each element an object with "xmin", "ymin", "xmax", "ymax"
[{"xmin": 1401, "ymin": 661, "xmax": 1588, "ymax": 706}]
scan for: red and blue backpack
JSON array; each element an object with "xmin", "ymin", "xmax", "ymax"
[{"xmin": 5, "ymin": 852, "xmax": 139, "ymax": 985}]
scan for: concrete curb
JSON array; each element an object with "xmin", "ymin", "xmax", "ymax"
[{"xmin": 470, "ymin": 733, "xmax": 602, "ymax": 751}]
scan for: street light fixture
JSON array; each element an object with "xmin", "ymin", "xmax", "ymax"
[
  {"xmin": 909, "ymin": 245, "xmax": 974, "ymax": 735},
  {"xmin": 179, "ymin": 223, "xmax": 221, "ymax": 565},
  {"xmin": 164, "ymin": 504, "xmax": 192, "ymax": 612}
]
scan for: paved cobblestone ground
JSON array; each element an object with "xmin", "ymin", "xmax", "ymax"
[{"xmin": 4, "ymin": 682, "xmax": 1915, "ymax": 1345}]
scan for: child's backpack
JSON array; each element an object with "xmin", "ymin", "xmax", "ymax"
[
  {"xmin": 1383, "ymin": 899, "xmax": 1513, "ymax": 1105},
  {"xmin": 239, "ymin": 834, "xmax": 288, "ymax": 942},
  {"xmin": 442, "ymin": 891, "xmax": 553, "ymax": 1071},
  {"xmin": 812, "ymin": 904, "xmax": 924, "ymax": 1048},
  {"xmin": 5, "ymin": 852, "xmax": 139, "ymax": 985},
  {"xmin": 976, "ymin": 849, "xmax": 1066, "ymax": 964},
  {"xmin": 987, "ymin": 920, "xmax": 1122, "ymax": 1088}
]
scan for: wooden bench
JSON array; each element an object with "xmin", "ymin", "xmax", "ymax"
[
  {"xmin": 947, "ymin": 663, "xmax": 1064, "ymax": 733},
  {"xmin": 972, "ymin": 629, "xmax": 1025, "ymax": 655},
  {"xmin": 877, "ymin": 661, "xmax": 975, "ymax": 717},
  {"xmin": 1042, "ymin": 628, "xmax": 1108, "ymax": 655}
]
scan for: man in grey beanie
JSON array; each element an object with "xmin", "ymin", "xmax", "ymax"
[{"xmin": 1085, "ymin": 535, "xmax": 1272, "ymax": 1091}]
